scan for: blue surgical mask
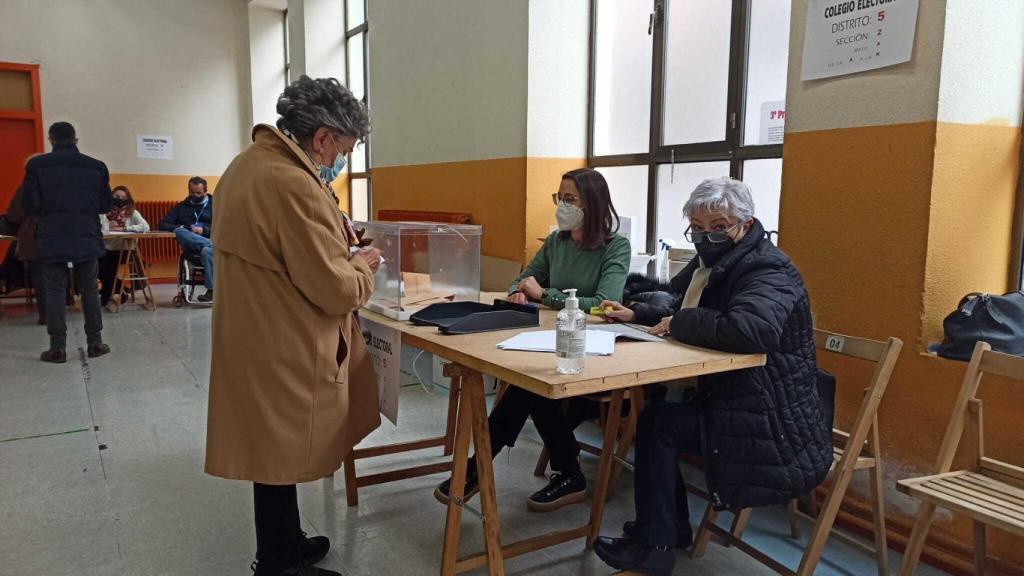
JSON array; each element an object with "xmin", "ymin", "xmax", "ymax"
[{"xmin": 319, "ymin": 134, "xmax": 347, "ymax": 184}]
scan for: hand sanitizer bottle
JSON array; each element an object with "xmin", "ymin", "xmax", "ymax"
[{"xmin": 556, "ymin": 289, "xmax": 586, "ymax": 375}]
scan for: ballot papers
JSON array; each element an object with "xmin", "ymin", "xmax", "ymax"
[
  {"xmin": 496, "ymin": 330, "xmax": 616, "ymax": 356},
  {"xmin": 590, "ymin": 323, "xmax": 666, "ymax": 343}
]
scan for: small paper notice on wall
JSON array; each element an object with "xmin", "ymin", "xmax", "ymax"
[
  {"xmin": 136, "ymin": 135, "xmax": 173, "ymax": 160},
  {"xmin": 759, "ymin": 101, "xmax": 786, "ymax": 145}
]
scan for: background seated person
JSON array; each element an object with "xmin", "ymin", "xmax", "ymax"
[
  {"xmin": 99, "ymin": 186, "xmax": 150, "ymax": 308},
  {"xmin": 159, "ymin": 176, "xmax": 214, "ymax": 302},
  {"xmin": 435, "ymin": 168, "xmax": 631, "ymax": 513},
  {"xmin": 593, "ymin": 177, "xmax": 832, "ymax": 576}
]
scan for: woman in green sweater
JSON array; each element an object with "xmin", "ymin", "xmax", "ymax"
[{"xmin": 436, "ymin": 168, "xmax": 631, "ymax": 512}]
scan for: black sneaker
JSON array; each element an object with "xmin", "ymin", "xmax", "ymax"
[
  {"xmin": 527, "ymin": 469, "xmax": 587, "ymax": 512},
  {"xmin": 40, "ymin": 349, "xmax": 67, "ymax": 363},
  {"xmin": 299, "ymin": 531, "xmax": 330, "ymax": 566},
  {"xmin": 197, "ymin": 290, "xmax": 213, "ymax": 303},
  {"xmin": 434, "ymin": 466, "xmax": 480, "ymax": 506},
  {"xmin": 251, "ymin": 560, "xmax": 340, "ymax": 576},
  {"xmin": 622, "ymin": 520, "xmax": 693, "ymax": 549},
  {"xmin": 87, "ymin": 343, "xmax": 111, "ymax": 358},
  {"xmin": 594, "ymin": 536, "xmax": 674, "ymax": 576}
]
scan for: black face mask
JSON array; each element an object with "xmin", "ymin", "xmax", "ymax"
[
  {"xmin": 188, "ymin": 195, "xmax": 206, "ymax": 205},
  {"xmin": 694, "ymin": 236, "xmax": 735, "ymax": 267},
  {"xmin": 112, "ymin": 198, "xmax": 128, "ymax": 208}
]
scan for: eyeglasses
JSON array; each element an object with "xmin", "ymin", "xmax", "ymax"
[
  {"xmin": 551, "ymin": 193, "xmax": 581, "ymax": 206},
  {"xmin": 684, "ymin": 222, "xmax": 742, "ymax": 244}
]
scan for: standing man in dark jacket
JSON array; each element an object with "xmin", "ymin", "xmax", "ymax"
[
  {"xmin": 594, "ymin": 178, "xmax": 831, "ymax": 575},
  {"xmin": 159, "ymin": 176, "xmax": 214, "ymax": 302},
  {"xmin": 22, "ymin": 122, "xmax": 112, "ymax": 363}
]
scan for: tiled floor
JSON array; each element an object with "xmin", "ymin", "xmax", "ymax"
[{"xmin": 0, "ymin": 286, "xmax": 951, "ymax": 575}]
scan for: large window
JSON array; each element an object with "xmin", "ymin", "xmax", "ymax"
[
  {"xmin": 345, "ymin": 0, "xmax": 370, "ymax": 221},
  {"xmin": 589, "ymin": 0, "xmax": 791, "ymax": 254}
]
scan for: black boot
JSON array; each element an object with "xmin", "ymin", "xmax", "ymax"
[
  {"xmin": 527, "ymin": 467, "xmax": 587, "ymax": 512},
  {"xmin": 593, "ymin": 536, "xmax": 675, "ymax": 576},
  {"xmin": 299, "ymin": 531, "xmax": 330, "ymax": 566},
  {"xmin": 434, "ymin": 461, "xmax": 480, "ymax": 506},
  {"xmin": 622, "ymin": 520, "xmax": 693, "ymax": 549}
]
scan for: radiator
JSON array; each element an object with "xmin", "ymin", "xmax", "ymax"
[{"xmin": 135, "ymin": 200, "xmax": 179, "ymax": 267}]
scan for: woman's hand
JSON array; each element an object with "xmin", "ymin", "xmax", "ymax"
[
  {"xmin": 507, "ymin": 292, "xmax": 529, "ymax": 305},
  {"xmin": 648, "ymin": 316, "xmax": 673, "ymax": 337},
  {"xmin": 600, "ymin": 300, "xmax": 635, "ymax": 323},
  {"xmin": 354, "ymin": 246, "xmax": 382, "ymax": 272},
  {"xmin": 517, "ymin": 276, "xmax": 544, "ymax": 300}
]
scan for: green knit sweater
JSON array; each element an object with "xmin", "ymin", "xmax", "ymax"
[{"xmin": 509, "ymin": 232, "xmax": 631, "ymax": 311}]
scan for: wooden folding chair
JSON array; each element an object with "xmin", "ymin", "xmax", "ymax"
[
  {"xmin": 897, "ymin": 341, "xmax": 1024, "ymax": 576},
  {"xmin": 690, "ymin": 329, "xmax": 903, "ymax": 576}
]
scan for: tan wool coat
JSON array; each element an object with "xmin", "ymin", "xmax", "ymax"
[{"xmin": 204, "ymin": 124, "xmax": 380, "ymax": 485}]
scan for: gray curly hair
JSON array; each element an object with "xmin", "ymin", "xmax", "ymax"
[
  {"xmin": 683, "ymin": 177, "xmax": 755, "ymax": 223},
  {"xmin": 276, "ymin": 75, "xmax": 370, "ymax": 141}
]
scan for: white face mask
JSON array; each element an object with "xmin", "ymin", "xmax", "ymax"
[{"xmin": 556, "ymin": 203, "xmax": 585, "ymax": 231}]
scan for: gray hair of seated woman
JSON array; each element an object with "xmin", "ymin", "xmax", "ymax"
[
  {"xmin": 276, "ymin": 75, "xmax": 370, "ymax": 141},
  {"xmin": 682, "ymin": 177, "xmax": 756, "ymax": 223}
]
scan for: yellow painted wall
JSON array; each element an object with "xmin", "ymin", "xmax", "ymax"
[
  {"xmin": 524, "ymin": 157, "xmax": 586, "ymax": 257},
  {"xmin": 781, "ymin": 121, "xmax": 1024, "ymax": 571}
]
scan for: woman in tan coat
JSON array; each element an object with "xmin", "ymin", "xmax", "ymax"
[{"xmin": 205, "ymin": 76, "xmax": 383, "ymax": 576}]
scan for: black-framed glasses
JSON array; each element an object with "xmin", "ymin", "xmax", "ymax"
[
  {"xmin": 551, "ymin": 193, "xmax": 580, "ymax": 206},
  {"xmin": 684, "ymin": 222, "xmax": 742, "ymax": 244}
]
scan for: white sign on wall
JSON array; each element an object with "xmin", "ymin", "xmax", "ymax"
[
  {"xmin": 362, "ymin": 317, "xmax": 400, "ymax": 425},
  {"xmin": 136, "ymin": 134, "xmax": 174, "ymax": 160},
  {"xmin": 759, "ymin": 100, "xmax": 786, "ymax": 145},
  {"xmin": 800, "ymin": 0, "xmax": 920, "ymax": 81}
]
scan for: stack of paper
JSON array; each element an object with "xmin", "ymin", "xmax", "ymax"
[{"xmin": 496, "ymin": 330, "xmax": 616, "ymax": 356}]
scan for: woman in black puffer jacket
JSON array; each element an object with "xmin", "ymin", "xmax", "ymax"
[{"xmin": 594, "ymin": 177, "xmax": 832, "ymax": 576}]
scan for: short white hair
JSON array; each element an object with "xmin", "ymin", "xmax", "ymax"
[{"xmin": 682, "ymin": 177, "xmax": 755, "ymax": 223}]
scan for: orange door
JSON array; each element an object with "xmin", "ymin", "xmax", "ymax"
[{"xmin": 0, "ymin": 62, "xmax": 43, "ymax": 254}]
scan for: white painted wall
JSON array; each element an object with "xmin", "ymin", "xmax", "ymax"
[
  {"xmin": 0, "ymin": 0, "xmax": 252, "ymax": 175},
  {"xmin": 249, "ymin": 4, "xmax": 288, "ymax": 128},
  {"xmin": 937, "ymin": 0, "xmax": 1024, "ymax": 127},
  {"xmin": 526, "ymin": 0, "xmax": 589, "ymax": 158},
  {"xmin": 784, "ymin": 0, "xmax": 947, "ymax": 133},
  {"xmin": 367, "ymin": 0, "xmax": 529, "ymax": 167}
]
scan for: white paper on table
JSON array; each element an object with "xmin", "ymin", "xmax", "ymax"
[
  {"xmin": 496, "ymin": 330, "xmax": 616, "ymax": 356},
  {"xmin": 591, "ymin": 323, "xmax": 665, "ymax": 343}
]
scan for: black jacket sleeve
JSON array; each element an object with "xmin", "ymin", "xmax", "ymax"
[
  {"xmin": 159, "ymin": 204, "xmax": 181, "ymax": 232},
  {"xmin": 21, "ymin": 169, "xmax": 40, "ymax": 216},
  {"xmin": 96, "ymin": 165, "xmax": 112, "ymax": 214},
  {"xmin": 669, "ymin": 265, "xmax": 801, "ymax": 354}
]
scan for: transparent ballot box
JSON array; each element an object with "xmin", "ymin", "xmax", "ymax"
[{"xmin": 354, "ymin": 221, "xmax": 482, "ymax": 321}]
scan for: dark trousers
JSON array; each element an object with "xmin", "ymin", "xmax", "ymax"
[
  {"xmin": 98, "ymin": 250, "xmax": 122, "ymax": 306},
  {"xmin": 28, "ymin": 260, "xmax": 47, "ymax": 319},
  {"xmin": 43, "ymin": 260, "xmax": 103, "ymax": 351},
  {"xmin": 253, "ymin": 483, "xmax": 301, "ymax": 568},
  {"xmin": 634, "ymin": 399, "xmax": 702, "ymax": 548},
  {"xmin": 484, "ymin": 386, "xmax": 598, "ymax": 472}
]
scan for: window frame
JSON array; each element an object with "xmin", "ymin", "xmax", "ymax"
[
  {"xmin": 344, "ymin": 0, "xmax": 370, "ymax": 219},
  {"xmin": 587, "ymin": 0, "xmax": 785, "ymax": 255}
]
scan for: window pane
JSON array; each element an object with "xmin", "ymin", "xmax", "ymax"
[
  {"xmin": 346, "ymin": 33, "xmax": 365, "ymax": 101},
  {"xmin": 655, "ymin": 161, "xmax": 730, "ymax": 249},
  {"xmin": 593, "ymin": 0, "xmax": 653, "ymax": 156},
  {"xmin": 662, "ymin": 0, "xmax": 732, "ymax": 145},
  {"xmin": 596, "ymin": 165, "xmax": 649, "ymax": 258},
  {"xmin": 741, "ymin": 158, "xmax": 782, "ymax": 237},
  {"xmin": 350, "ymin": 140, "xmax": 367, "ymax": 173},
  {"xmin": 351, "ymin": 178, "xmax": 370, "ymax": 222},
  {"xmin": 346, "ymin": 0, "xmax": 364, "ymax": 29},
  {"xmin": 743, "ymin": 0, "xmax": 791, "ymax": 146}
]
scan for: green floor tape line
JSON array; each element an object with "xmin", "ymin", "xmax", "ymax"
[{"xmin": 0, "ymin": 427, "xmax": 91, "ymax": 443}]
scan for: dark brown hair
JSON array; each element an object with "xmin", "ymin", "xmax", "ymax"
[
  {"xmin": 111, "ymin": 185, "xmax": 137, "ymax": 215},
  {"xmin": 558, "ymin": 168, "xmax": 620, "ymax": 250}
]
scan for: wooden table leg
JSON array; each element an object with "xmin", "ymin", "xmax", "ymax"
[
  {"xmin": 443, "ymin": 374, "xmax": 462, "ymax": 456},
  {"xmin": 586, "ymin": 388, "xmax": 626, "ymax": 548},
  {"xmin": 129, "ymin": 243, "xmax": 156, "ymax": 310},
  {"xmin": 610, "ymin": 388, "xmax": 644, "ymax": 491},
  {"xmin": 112, "ymin": 245, "xmax": 130, "ymax": 312},
  {"xmin": 343, "ymin": 451, "xmax": 358, "ymax": 507},
  {"xmin": 441, "ymin": 368, "xmax": 477, "ymax": 576},
  {"xmin": 466, "ymin": 370, "xmax": 505, "ymax": 575}
]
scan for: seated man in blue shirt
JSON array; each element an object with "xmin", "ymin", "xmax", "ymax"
[{"xmin": 160, "ymin": 176, "xmax": 214, "ymax": 302}]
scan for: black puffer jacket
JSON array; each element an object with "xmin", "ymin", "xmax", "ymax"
[
  {"xmin": 22, "ymin": 145, "xmax": 112, "ymax": 263},
  {"xmin": 627, "ymin": 219, "xmax": 831, "ymax": 510},
  {"xmin": 159, "ymin": 196, "xmax": 214, "ymax": 238}
]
